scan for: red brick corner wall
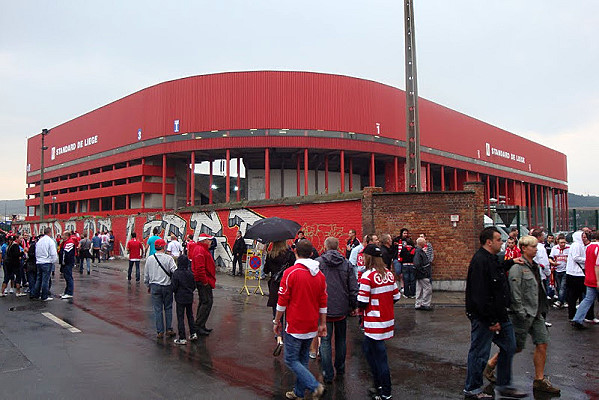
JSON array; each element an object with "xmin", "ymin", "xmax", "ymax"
[{"xmin": 362, "ymin": 182, "xmax": 485, "ymax": 283}]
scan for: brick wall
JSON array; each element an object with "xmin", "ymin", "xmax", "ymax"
[{"xmin": 362, "ymin": 182, "xmax": 485, "ymax": 287}]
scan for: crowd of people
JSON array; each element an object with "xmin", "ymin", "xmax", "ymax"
[
  {"xmin": 2, "ymin": 222, "xmax": 598, "ymax": 400},
  {"xmin": 0, "ymin": 228, "xmax": 115, "ymax": 301}
]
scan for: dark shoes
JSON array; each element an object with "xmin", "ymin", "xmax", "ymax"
[
  {"xmin": 533, "ymin": 376, "xmax": 560, "ymax": 395},
  {"xmin": 571, "ymin": 321, "xmax": 588, "ymax": 330},
  {"xmin": 166, "ymin": 330, "xmax": 176, "ymax": 338},
  {"xmin": 464, "ymin": 392, "xmax": 493, "ymax": 399},
  {"xmin": 495, "ymin": 387, "xmax": 528, "ymax": 398},
  {"xmin": 197, "ymin": 328, "xmax": 210, "ymax": 336}
]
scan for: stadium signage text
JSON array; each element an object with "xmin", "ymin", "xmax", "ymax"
[
  {"xmin": 485, "ymin": 143, "xmax": 525, "ymax": 164},
  {"xmin": 51, "ymin": 135, "xmax": 99, "ymax": 160}
]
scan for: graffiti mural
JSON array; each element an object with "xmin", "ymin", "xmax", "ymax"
[{"xmin": 14, "ymin": 200, "xmax": 364, "ymax": 271}]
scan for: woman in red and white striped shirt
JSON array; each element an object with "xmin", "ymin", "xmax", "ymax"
[{"xmin": 358, "ymin": 244, "xmax": 401, "ymax": 400}]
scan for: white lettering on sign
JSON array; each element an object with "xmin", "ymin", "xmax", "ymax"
[
  {"xmin": 52, "ymin": 135, "xmax": 99, "ymax": 159},
  {"xmin": 484, "ymin": 143, "xmax": 525, "ymax": 164}
]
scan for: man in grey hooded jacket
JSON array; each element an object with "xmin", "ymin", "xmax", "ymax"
[{"xmin": 316, "ymin": 237, "xmax": 359, "ymax": 383}]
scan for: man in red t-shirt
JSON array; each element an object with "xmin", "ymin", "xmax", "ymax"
[
  {"xmin": 273, "ymin": 239, "xmax": 327, "ymax": 400},
  {"xmin": 504, "ymin": 237, "xmax": 521, "ymax": 261},
  {"xmin": 571, "ymin": 231, "xmax": 599, "ymax": 328},
  {"xmin": 126, "ymin": 232, "xmax": 144, "ymax": 282}
]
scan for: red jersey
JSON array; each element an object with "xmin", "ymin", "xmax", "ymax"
[
  {"xmin": 358, "ymin": 268, "xmax": 400, "ymax": 340},
  {"xmin": 126, "ymin": 238, "xmax": 143, "ymax": 260},
  {"xmin": 504, "ymin": 246, "xmax": 521, "ymax": 260},
  {"xmin": 276, "ymin": 259, "xmax": 328, "ymax": 339},
  {"xmin": 584, "ymin": 243, "xmax": 599, "ymax": 288}
]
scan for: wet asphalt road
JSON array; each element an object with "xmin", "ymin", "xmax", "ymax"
[{"xmin": 0, "ymin": 261, "xmax": 598, "ymax": 399}]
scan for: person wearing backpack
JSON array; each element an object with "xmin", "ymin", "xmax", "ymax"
[
  {"xmin": 414, "ymin": 237, "xmax": 433, "ymax": 311},
  {"xmin": 171, "ymin": 255, "xmax": 198, "ymax": 344}
]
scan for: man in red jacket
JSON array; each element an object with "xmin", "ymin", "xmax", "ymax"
[
  {"xmin": 273, "ymin": 239, "xmax": 327, "ymax": 400},
  {"xmin": 192, "ymin": 233, "xmax": 216, "ymax": 336}
]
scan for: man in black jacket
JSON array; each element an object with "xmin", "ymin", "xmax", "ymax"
[
  {"xmin": 231, "ymin": 231, "xmax": 246, "ymax": 276},
  {"xmin": 316, "ymin": 237, "xmax": 359, "ymax": 384},
  {"xmin": 463, "ymin": 227, "xmax": 527, "ymax": 399}
]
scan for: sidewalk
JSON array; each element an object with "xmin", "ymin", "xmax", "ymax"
[{"xmin": 101, "ymin": 257, "xmax": 466, "ymax": 307}]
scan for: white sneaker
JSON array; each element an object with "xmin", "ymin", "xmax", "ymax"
[
  {"xmin": 174, "ymin": 339, "xmax": 187, "ymax": 345},
  {"xmin": 43, "ymin": 297, "xmax": 54, "ymax": 302},
  {"xmin": 9, "ymin": 288, "xmax": 14, "ymax": 294},
  {"xmin": 552, "ymin": 301, "xmax": 561, "ymax": 308},
  {"xmin": 545, "ymin": 321, "xmax": 552, "ymax": 327},
  {"xmin": 190, "ymin": 333, "xmax": 198, "ymax": 341},
  {"xmin": 61, "ymin": 294, "xmax": 73, "ymax": 299},
  {"xmin": 584, "ymin": 318, "xmax": 599, "ymax": 324},
  {"xmin": 16, "ymin": 292, "xmax": 27, "ymax": 297}
]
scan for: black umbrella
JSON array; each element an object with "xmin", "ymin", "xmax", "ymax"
[{"xmin": 244, "ymin": 217, "xmax": 302, "ymax": 243}]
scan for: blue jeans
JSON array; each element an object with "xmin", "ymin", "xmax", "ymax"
[
  {"xmin": 320, "ymin": 318, "xmax": 347, "ymax": 382},
  {"xmin": 464, "ymin": 319, "xmax": 516, "ymax": 395},
  {"xmin": 402, "ymin": 264, "xmax": 415, "ymax": 297},
  {"xmin": 128, "ymin": 260, "xmax": 140, "ymax": 281},
  {"xmin": 63, "ymin": 263, "xmax": 74, "ymax": 296},
  {"xmin": 363, "ymin": 336, "xmax": 391, "ymax": 397},
  {"xmin": 392, "ymin": 260, "xmax": 402, "ymax": 276},
  {"xmin": 32, "ymin": 263, "xmax": 53, "ymax": 300},
  {"xmin": 80, "ymin": 257, "xmax": 91, "ymax": 273},
  {"xmin": 554, "ymin": 271, "xmax": 567, "ymax": 303},
  {"xmin": 573, "ymin": 287, "xmax": 598, "ymax": 324},
  {"xmin": 150, "ymin": 284, "xmax": 173, "ymax": 333},
  {"xmin": 284, "ymin": 332, "xmax": 320, "ymax": 397}
]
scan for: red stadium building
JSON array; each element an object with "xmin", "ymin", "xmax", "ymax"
[{"xmin": 25, "ymin": 71, "xmax": 568, "ymax": 231}]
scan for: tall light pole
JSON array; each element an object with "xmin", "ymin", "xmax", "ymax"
[
  {"xmin": 405, "ymin": 0, "xmax": 422, "ymax": 191},
  {"xmin": 39, "ymin": 129, "xmax": 49, "ymax": 222}
]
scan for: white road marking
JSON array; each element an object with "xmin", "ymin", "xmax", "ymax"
[{"xmin": 41, "ymin": 312, "xmax": 82, "ymax": 333}]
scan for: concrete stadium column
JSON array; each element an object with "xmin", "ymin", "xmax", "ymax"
[
  {"xmin": 540, "ymin": 185, "xmax": 545, "ymax": 228},
  {"xmin": 427, "ymin": 164, "xmax": 432, "ymax": 191},
  {"xmin": 265, "ymin": 148, "xmax": 270, "ymax": 200},
  {"xmin": 324, "ymin": 155, "xmax": 329, "ymax": 194},
  {"xmin": 162, "ymin": 154, "xmax": 167, "ymax": 211},
  {"xmin": 369, "ymin": 153, "xmax": 375, "ymax": 187},
  {"xmin": 441, "ymin": 166, "xmax": 446, "ymax": 191},
  {"xmin": 551, "ymin": 188, "xmax": 556, "ymax": 231},
  {"xmin": 126, "ymin": 195, "xmax": 130, "ymax": 210},
  {"xmin": 304, "ymin": 149, "xmax": 309, "ymax": 196},
  {"xmin": 340, "ymin": 151, "xmax": 345, "ymax": 193},
  {"xmin": 209, "ymin": 159, "xmax": 213, "ymax": 204},
  {"xmin": 236, "ymin": 157, "xmax": 241, "ymax": 202},
  {"xmin": 141, "ymin": 158, "xmax": 146, "ymax": 209},
  {"xmin": 527, "ymin": 183, "xmax": 532, "ymax": 227},
  {"xmin": 465, "ymin": 170, "xmax": 469, "ymax": 182},
  {"xmin": 486, "ymin": 175, "xmax": 490, "ymax": 217},
  {"xmin": 394, "ymin": 157, "xmax": 399, "ymax": 192},
  {"xmin": 226, "ymin": 149, "xmax": 231, "ymax": 203},
  {"xmin": 87, "ymin": 199, "xmax": 91, "ymax": 213},
  {"xmin": 496, "ymin": 176, "xmax": 500, "ymax": 201},
  {"xmin": 296, "ymin": 154, "xmax": 301, "ymax": 196},
  {"xmin": 534, "ymin": 184, "xmax": 539, "ymax": 227},
  {"xmin": 76, "ymin": 201, "xmax": 80, "ymax": 214},
  {"xmin": 565, "ymin": 190, "xmax": 569, "ymax": 229},
  {"xmin": 349, "ymin": 156, "xmax": 353, "ymax": 192},
  {"xmin": 112, "ymin": 196, "xmax": 115, "ymax": 211},
  {"xmin": 453, "ymin": 168, "xmax": 458, "ymax": 190},
  {"xmin": 190, "ymin": 152, "xmax": 195, "ymax": 206},
  {"xmin": 505, "ymin": 178, "xmax": 509, "ymax": 204}
]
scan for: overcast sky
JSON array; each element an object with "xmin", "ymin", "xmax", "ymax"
[{"xmin": 1, "ymin": 0, "xmax": 598, "ymax": 199}]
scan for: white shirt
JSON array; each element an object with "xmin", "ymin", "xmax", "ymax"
[
  {"xmin": 144, "ymin": 252, "xmax": 177, "ymax": 286},
  {"xmin": 549, "ymin": 244, "xmax": 569, "ymax": 273},
  {"xmin": 566, "ymin": 231, "xmax": 586, "ymax": 277},
  {"xmin": 35, "ymin": 235, "xmax": 59, "ymax": 264},
  {"xmin": 167, "ymin": 240, "xmax": 183, "ymax": 257},
  {"xmin": 534, "ymin": 243, "xmax": 551, "ymax": 279}
]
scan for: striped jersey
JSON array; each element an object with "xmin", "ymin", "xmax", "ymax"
[{"xmin": 358, "ymin": 268, "xmax": 400, "ymax": 340}]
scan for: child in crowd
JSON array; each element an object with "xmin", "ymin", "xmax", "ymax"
[{"xmin": 171, "ymin": 255, "xmax": 197, "ymax": 344}]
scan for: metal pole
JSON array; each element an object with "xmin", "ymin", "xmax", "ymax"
[
  {"xmin": 39, "ymin": 129, "xmax": 49, "ymax": 222},
  {"xmin": 405, "ymin": 0, "xmax": 422, "ymax": 191}
]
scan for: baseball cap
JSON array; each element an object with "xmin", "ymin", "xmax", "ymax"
[
  {"xmin": 154, "ymin": 239, "xmax": 167, "ymax": 249},
  {"xmin": 197, "ymin": 233, "xmax": 214, "ymax": 241},
  {"xmin": 363, "ymin": 244, "xmax": 382, "ymax": 257}
]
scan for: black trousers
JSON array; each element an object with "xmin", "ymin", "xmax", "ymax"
[
  {"xmin": 566, "ymin": 274, "xmax": 594, "ymax": 320},
  {"xmin": 232, "ymin": 254, "xmax": 243, "ymax": 275},
  {"xmin": 176, "ymin": 302, "xmax": 195, "ymax": 339},
  {"xmin": 195, "ymin": 283, "xmax": 213, "ymax": 331}
]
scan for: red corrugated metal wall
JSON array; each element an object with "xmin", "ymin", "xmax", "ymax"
[{"xmin": 26, "ymin": 71, "xmax": 567, "ymax": 183}]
